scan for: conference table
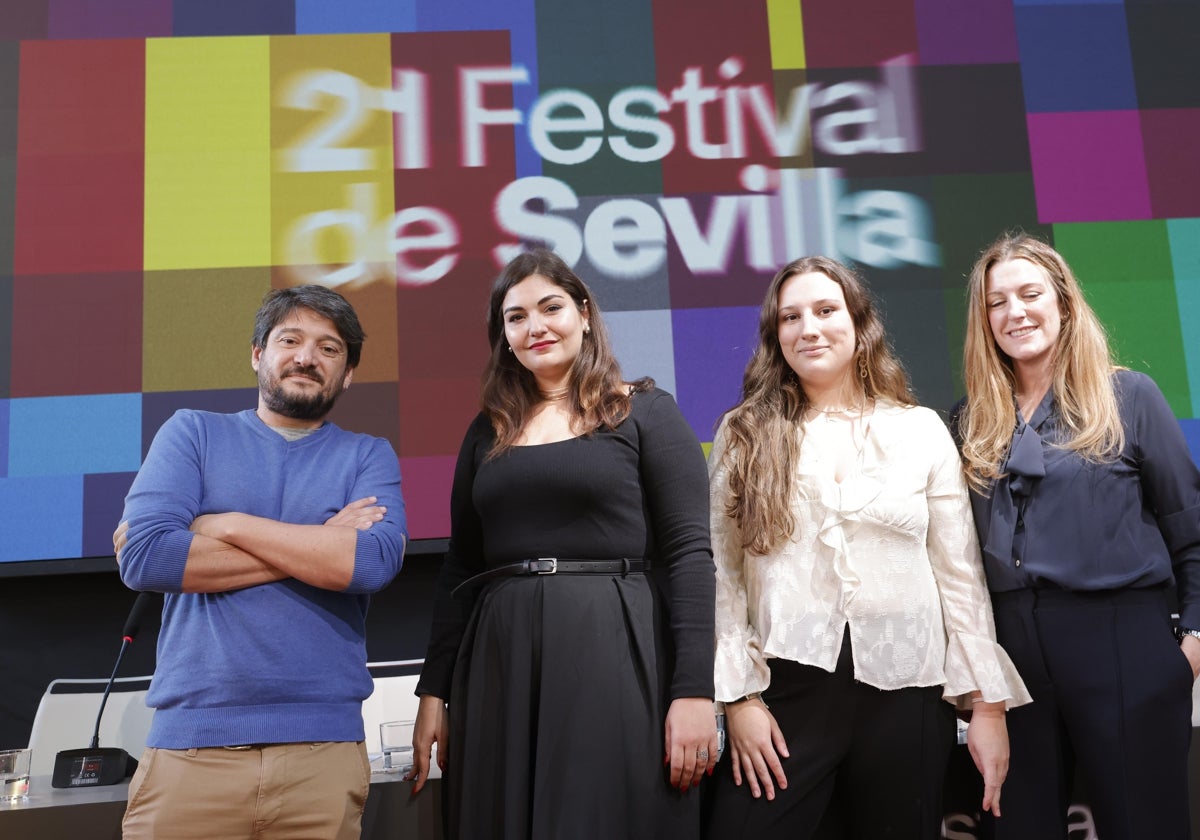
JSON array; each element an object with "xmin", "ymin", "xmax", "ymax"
[{"xmin": 0, "ymin": 765, "xmax": 445, "ymax": 840}]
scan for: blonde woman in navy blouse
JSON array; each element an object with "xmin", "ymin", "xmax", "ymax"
[{"xmin": 954, "ymin": 233, "xmax": 1200, "ymax": 840}]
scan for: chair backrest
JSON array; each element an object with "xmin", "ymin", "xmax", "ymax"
[
  {"xmin": 27, "ymin": 676, "xmax": 154, "ymax": 777},
  {"xmin": 28, "ymin": 664, "xmax": 440, "ymax": 778}
]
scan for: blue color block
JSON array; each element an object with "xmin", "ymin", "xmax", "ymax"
[
  {"xmin": 1014, "ymin": 0, "xmax": 1122, "ymax": 5},
  {"xmin": 1015, "ymin": 4, "xmax": 1137, "ymax": 112},
  {"xmin": 172, "ymin": 0, "xmax": 295, "ymax": 36},
  {"xmin": 1181, "ymin": 420, "xmax": 1200, "ymax": 468},
  {"xmin": 8, "ymin": 393, "xmax": 142, "ymax": 477},
  {"xmin": 295, "ymin": 0, "xmax": 416, "ymax": 34},
  {"xmin": 607, "ymin": 310, "xmax": 677, "ymax": 395},
  {"xmin": 671, "ymin": 306, "xmax": 760, "ymax": 442},
  {"xmin": 0, "ymin": 475, "xmax": 83, "ymax": 561}
]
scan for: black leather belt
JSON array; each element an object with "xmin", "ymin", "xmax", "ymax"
[{"xmin": 452, "ymin": 557, "xmax": 647, "ymax": 599}]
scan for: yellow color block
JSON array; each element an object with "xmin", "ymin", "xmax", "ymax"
[
  {"xmin": 271, "ymin": 34, "xmax": 397, "ymax": 279},
  {"xmin": 145, "ymin": 37, "xmax": 272, "ymax": 270},
  {"xmin": 768, "ymin": 0, "xmax": 806, "ymax": 70}
]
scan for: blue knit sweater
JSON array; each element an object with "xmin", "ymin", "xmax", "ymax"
[{"xmin": 119, "ymin": 409, "xmax": 407, "ymax": 748}]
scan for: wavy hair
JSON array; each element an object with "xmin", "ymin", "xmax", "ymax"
[
  {"xmin": 481, "ymin": 249, "xmax": 649, "ymax": 457},
  {"xmin": 719, "ymin": 256, "xmax": 914, "ymax": 555},
  {"xmin": 959, "ymin": 232, "xmax": 1124, "ymax": 491}
]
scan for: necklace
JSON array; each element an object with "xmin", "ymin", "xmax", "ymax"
[
  {"xmin": 807, "ymin": 402, "xmax": 869, "ymax": 422},
  {"xmin": 539, "ymin": 386, "xmax": 570, "ymax": 402}
]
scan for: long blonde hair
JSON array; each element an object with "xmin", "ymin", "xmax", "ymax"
[
  {"xmin": 959, "ymin": 233, "xmax": 1124, "ymax": 491},
  {"xmin": 719, "ymin": 257, "xmax": 914, "ymax": 555}
]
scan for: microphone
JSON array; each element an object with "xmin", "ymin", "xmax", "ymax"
[{"xmin": 51, "ymin": 591, "xmax": 158, "ymax": 788}]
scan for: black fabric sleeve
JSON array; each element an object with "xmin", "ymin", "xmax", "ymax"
[
  {"xmin": 1124, "ymin": 371, "xmax": 1200, "ymax": 629},
  {"xmin": 636, "ymin": 390, "xmax": 716, "ymax": 700},
  {"xmin": 415, "ymin": 413, "xmax": 491, "ymax": 700}
]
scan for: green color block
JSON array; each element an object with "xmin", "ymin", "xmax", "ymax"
[
  {"xmin": 1054, "ymin": 221, "xmax": 1190, "ymax": 416},
  {"xmin": 931, "ymin": 173, "xmax": 1051, "ymax": 393},
  {"xmin": 1054, "ymin": 221, "xmax": 1174, "ymax": 283}
]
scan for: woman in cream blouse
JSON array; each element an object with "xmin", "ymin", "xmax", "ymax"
[{"xmin": 704, "ymin": 256, "xmax": 1030, "ymax": 839}]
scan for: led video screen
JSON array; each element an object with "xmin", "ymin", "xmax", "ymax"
[{"xmin": 2, "ymin": 0, "xmax": 1198, "ymax": 569}]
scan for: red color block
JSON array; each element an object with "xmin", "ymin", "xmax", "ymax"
[
  {"xmin": 15, "ymin": 39, "xmax": 144, "ymax": 274},
  {"xmin": 10, "ymin": 272, "xmax": 143, "ymax": 397},
  {"xmin": 651, "ymin": 1, "xmax": 775, "ymax": 194}
]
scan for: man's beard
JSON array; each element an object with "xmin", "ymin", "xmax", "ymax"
[{"xmin": 259, "ymin": 366, "xmax": 342, "ymax": 421}]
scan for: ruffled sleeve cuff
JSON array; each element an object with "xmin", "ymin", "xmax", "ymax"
[
  {"xmin": 714, "ymin": 631, "xmax": 771, "ymax": 704},
  {"xmin": 942, "ymin": 631, "xmax": 1033, "ymax": 711}
]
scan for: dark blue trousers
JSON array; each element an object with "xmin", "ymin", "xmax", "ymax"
[{"xmin": 987, "ymin": 587, "xmax": 1192, "ymax": 840}]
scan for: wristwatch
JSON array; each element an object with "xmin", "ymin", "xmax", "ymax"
[{"xmin": 1177, "ymin": 627, "xmax": 1200, "ymax": 642}]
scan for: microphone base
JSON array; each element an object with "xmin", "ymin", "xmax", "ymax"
[{"xmin": 51, "ymin": 747, "xmax": 138, "ymax": 789}]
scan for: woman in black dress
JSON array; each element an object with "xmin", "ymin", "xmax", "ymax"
[{"xmin": 407, "ymin": 248, "xmax": 718, "ymax": 838}]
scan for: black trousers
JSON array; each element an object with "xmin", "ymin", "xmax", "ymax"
[
  {"xmin": 703, "ymin": 638, "xmax": 956, "ymax": 840},
  {"xmin": 987, "ymin": 587, "xmax": 1192, "ymax": 840}
]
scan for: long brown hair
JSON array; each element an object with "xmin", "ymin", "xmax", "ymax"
[
  {"xmin": 481, "ymin": 249, "xmax": 648, "ymax": 457},
  {"xmin": 718, "ymin": 256, "xmax": 914, "ymax": 555},
  {"xmin": 959, "ymin": 232, "xmax": 1124, "ymax": 491}
]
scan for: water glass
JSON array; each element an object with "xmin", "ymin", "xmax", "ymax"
[
  {"xmin": 0, "ymin": 748, "xmax": 31, "ymax": 801},
  {"xmin": 379, "ymin": 720, "xmax": 415, "ymax": 772}
]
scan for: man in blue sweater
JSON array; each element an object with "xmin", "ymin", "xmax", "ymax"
[{"xmin": 115, "ymin": 285, "xmax": 407, "ymax": 840}]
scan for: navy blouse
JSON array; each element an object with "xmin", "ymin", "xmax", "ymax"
[{"xmin": 952, "ymin": 370, "xmax": 1200, "ymax": 629}]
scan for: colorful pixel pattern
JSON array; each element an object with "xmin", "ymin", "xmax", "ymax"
[{"xmin": 1, "ymin": 0, "xmax": 1198, "ymax": 561}]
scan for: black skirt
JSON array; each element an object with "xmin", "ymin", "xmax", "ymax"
[{"xmin": 446, "ymin": 572, "xmax": 699, "ymax": 839}]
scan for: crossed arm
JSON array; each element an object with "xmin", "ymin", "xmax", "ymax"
[{"xmin": 115, "ymin": 496, "xmax": 388, "ymax": 594}]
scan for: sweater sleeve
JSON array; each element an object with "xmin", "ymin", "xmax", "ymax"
[
  {"xmin": 1123, "ymin": 371, "xmax": 1200, "ymax": 630},
  {"xmin": 345, "ymin": 435, "xmax": 408, "ymax": 594},
  {"xmin": 118, "ymin": 410, "xmax": 202, "ymax": 593},
  {"xmin": 636, "ymin": 390, "xmax": 715, "ymax": 700},
  {"xmin": 416, "ymin": 413, "xmax": 491, "ymax": 700}
]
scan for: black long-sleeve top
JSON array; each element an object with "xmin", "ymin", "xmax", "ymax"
[
  {"xmin": 416, "ymin": 387, "xmax": 716, "ymax": 701},
  {"xmin": 952, "ymin": 370, "xmax": 1200, "ymax": 629}
]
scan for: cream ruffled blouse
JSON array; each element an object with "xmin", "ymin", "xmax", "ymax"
[{"xmin": 710, "ymin": 401, "xmax": 1031, "ymax": 710}]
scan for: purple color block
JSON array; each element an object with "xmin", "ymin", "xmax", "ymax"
[
  {"xmin": 398, "ymin": 454, "xmax": 455, "ymax": 541},
  {"xmin": 671, "ymin": 306, "xmax": 760, "ymax": 440},
  {"xmin": 1141, "ymin": 108, "xmax": 1200, "ymax": 220},
  {"xmin": 140, "ymin": 389, "xmax": 256, "ymax": 458},
  {"xmin": 0, "ymin": 400, "xmax": 8, "ymax": 477},
  {"xmin": 1027, "ymin": 111, "xmax": 1151, "ymax": 223},
  {"xmin": 49, "ymin": 0, "xmax": 172, "ymax": 39},
  {"xmin": 82, "ymin": 471, "xmax": 136, "ymax": 558},
  {"xmin": 915, "ymin": 0, "xmax": 1019, "ymax": 65}
]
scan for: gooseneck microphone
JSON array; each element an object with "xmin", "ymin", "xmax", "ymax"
[{"xmin": 51, "ymin": 591, "xmax": 158, "ymax": 788}]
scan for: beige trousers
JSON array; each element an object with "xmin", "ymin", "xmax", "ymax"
[{"xmin": 122, "ymin": 741, "xmax": 370, "ymax": 840}]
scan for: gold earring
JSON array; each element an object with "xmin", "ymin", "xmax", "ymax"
[{"xmin": 858, "ymin": 355, "xmax": 868, "ymax": 380}]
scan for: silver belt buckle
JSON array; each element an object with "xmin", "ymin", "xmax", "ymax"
[{"xmin": 534, "ymin": 557, "xmax": 558, "ymax": 574}]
